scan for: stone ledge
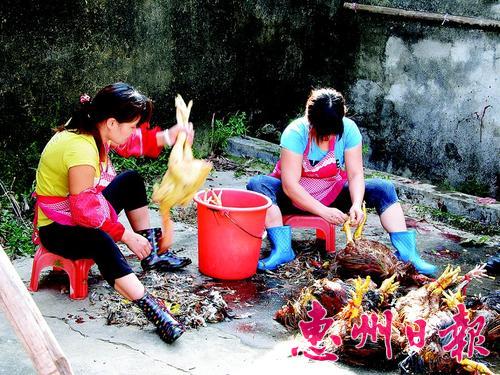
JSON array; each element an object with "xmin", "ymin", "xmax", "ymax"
[{"xmin": 227, "ymin": 136, "xmax": 499, "ymax": 225}]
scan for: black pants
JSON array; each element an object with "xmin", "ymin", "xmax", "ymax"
[{"xmin": 39, "ymin": 170, "xmax": 148, "ymax": 287}]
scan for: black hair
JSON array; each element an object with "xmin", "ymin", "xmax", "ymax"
[
  {"xmin": 59, "ymin": 82, "xmax": 153, "ymax": 160},
  {"xmin": 305, "ymin": 88, "xmax": 346, "ymax": 143}
]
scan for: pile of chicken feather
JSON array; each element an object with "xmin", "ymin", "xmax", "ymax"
[
  {"xmin": 93, "ymin": 270, "xmax": 235, "ymax": 329},
  {"xmin": 275, "ymin": 204, "xmax": 498, "ymax": 374}
]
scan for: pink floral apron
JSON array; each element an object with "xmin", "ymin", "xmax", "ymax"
[{"xmin": 270, "ymin": 135, "xmax": 347, "ymax": 207}]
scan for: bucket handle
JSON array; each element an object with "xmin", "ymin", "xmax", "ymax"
[{"xmin": 211, "ymin": 210, "xmax": 263, "ymax": 239}]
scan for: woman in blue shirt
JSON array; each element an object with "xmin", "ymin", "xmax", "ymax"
[{"xmin": 247, "ymin": 88, "xmax": 436, "ymax": 276}]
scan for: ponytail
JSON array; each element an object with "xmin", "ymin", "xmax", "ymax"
[{"xmin": 55, "ymin": 83, "xmax": 153, "ymax": 161}]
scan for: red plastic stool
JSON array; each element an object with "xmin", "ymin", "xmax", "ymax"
[
  {"xmin": 29, "ymin": 246, "xmax": 95, "ymax": 300},
  {"xmin": 283, "ymin": 215, "xmax": 336, "ymax": 253}
]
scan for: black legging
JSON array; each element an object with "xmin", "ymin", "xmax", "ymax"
[{"xmin": 39, "ymin": 170, "xmax": 148, "ymax": 287}]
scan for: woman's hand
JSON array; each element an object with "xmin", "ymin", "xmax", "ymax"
[
  {"xmin": 348, "ymin": 203, "xmax": 364, "ymax": 226},
  {"xmin": 121, "ymin": 230, "xmax": 152, "ymax": 260},
  {"xmin": 320, "ymin": 207, "xmax": 349, "ymax": 225},
  {"xmin": 167, "ymin": 122, "xmax": 195, "ymax": 146}
]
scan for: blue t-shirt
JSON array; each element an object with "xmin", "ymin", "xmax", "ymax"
[{"xmin": 280, "ymin": 116, "xmax": 362, "ymax": 168}]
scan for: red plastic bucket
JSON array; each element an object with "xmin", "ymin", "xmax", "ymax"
[{"xmin": 193, "ymin": 188, "xmax": 272, "ymax": 280}]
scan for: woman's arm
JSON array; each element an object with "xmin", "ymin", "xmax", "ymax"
[
  {"xmin": 113, "ymin": 122, "xmax": 195, "ymax": 158},
  {"xmin": 68, "ymin": 165, "xmax": 95, "ymax": 195},
  {"xmin": 344, "ymin": 143, "xmax": 365, "ymax": 225},
  {"xmin": 281, "ymin": 149, "xmax": 347, "ymax": 224},
  {"xmin": 156, "ymin": 122, "xmax": 194, "ymax": 147}
]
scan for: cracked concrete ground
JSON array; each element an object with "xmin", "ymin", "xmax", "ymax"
[{"xmin": 1, "ymin": 170, "xmax": 498, "ymax": 375}]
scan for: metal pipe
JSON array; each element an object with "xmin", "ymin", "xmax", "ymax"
[{"xmin": 343, "ymin": 2, "xmax": 500, "ymax": 31}]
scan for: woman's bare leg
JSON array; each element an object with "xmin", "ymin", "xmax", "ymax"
[
  {"xmin": 266, "ymin": 204, "xmax": 284, "ymax": 228},
  {"xmin": 379, "ymin": 202, "xmax": 407, "ymax": 233},
  {"xmin": 126, "ymin": 206, "xmax": 151, "ymax": 232},
  {"xmin": 114, "ymin": 273, "xmax": 145, "ymax": 301}
]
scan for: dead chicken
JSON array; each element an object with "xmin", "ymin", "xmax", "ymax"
[
  {"xmin": 465, "ymin": 289, "xmax": 500, "ymax": 353},
  {"xmin": 275, "ymin": 278, "xmax": 355, "ymax": 329},
  {"xmin": 325, "ymin": 276, "xmax": 405, "ymax": 367},
  {"xmin": 394, "ymin": 265, "xmax": 462, "ymax": 326},
  {"xmin": 334, "ymin": 202, "xmax": 432, "ymax": 286},
  {"xmin": 278, "ymin": 276, "xmax": 404, "ymax": 367},
  {"xmin": 396, "ymin": 265, "xmax": 496, "ymax": 375},
  {"xmin": 152, "ymin": 95, "xmax": 212, "ymax": 250}
]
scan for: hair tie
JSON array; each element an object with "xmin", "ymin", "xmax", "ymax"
[{"xmin": 80, "ymin": 94, "xmax": 91, "ymax": 104}]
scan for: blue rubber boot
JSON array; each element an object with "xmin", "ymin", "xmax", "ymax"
[
  {"xmin": 390, "ymin": 230, "xmax": 438, "ymax": 277},
  {"xmin": 258, "ymin": 226, "xmax": 295, "ymax": 271}
]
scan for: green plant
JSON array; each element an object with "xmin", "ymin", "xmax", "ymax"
[
  {"xmin": 110, "ymin": 151, "xmax": 170, "ymax": 197},
  {"xmin": 210, "ymin": 112, "xmax": 248, "ymax": 154},
  {"xmin": 414, "ymin": 205, "xmax": 499, "ymax": 236},
  {"xmin": 191, "ymin": 126, "xmax": 212, "ymax": 159},
  {"xmin": 362, "ymin": 144, "xmax": 369, "ymax": 156},
  {"xmin": 436, "ymin": 180, "xmax": 455, "ymax": 193},
  {"xmin": 365, "ymin": 170, "xmax": 391, "ymax": 180},
  {"xmin": 457, "ymin": 179, "xmax": 490, "ymax": 198},
  {"xmin": 0, "ymin": 194, "xmax": 34, "ymax": 258}
]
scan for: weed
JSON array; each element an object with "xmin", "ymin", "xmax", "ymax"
[
  {"xmin": 191, "ymin": 126, "xmax": 212, "ymax": 159},
  {"xmin": 0, "ymin": 195, "xmax": 34, "ymax": 258},
  {"xmin": 362, "ymin": 144, "xmax": 369, "ymax": 156},
  {"xmin": 436, "ymin": 180, "xmax": 455, "ymax": 193},
  {"xmin": 210, "ymin": 112, "xmax": 248, "ymax": 154},
  {"xmin": 457, "ymin": 179, "xmax": 490, "ymax": 198},
  {"xmin": 364, "ymin": 170, "xmax": 391, "ymax": 180}
]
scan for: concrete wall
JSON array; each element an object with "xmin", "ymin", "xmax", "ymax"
[
  {"xmin": 0, "ymin": 0, "xmax": 352, "ymax": 192},
  {"xmin": 1, "ymin": 0, "xmax": 498, "ymax": 198},
  {"xmin": 346, "ymin": 1, "xmax": 500, "ymax": 198}
]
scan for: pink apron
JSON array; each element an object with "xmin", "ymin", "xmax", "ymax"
[
  {"xmin": 270, "ymin": 135, "xmax": 347, "ymax": 207},
  {"xmin": 32, "ymin": 156, "xmax": 117, "ymax": 245}
]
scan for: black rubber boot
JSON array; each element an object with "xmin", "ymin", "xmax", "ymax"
[
  {"xmin": 485, "ymin": 254, "xmax": 500, "ymax": 276},
  {"xmin": 134, "ymin": 291, "xmax": 184, "ymax": 344},
  {"xmin": 137, "ymin": 228, "xmax": 191, "ymax": 272}
]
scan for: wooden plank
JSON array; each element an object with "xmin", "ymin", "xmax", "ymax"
[
  {"xmin": 0, "ymin": 245, "xmax": 73, "ymax": 375},
  {"xmin": 343, "ymin": 2, "xmax": 500, "ymax": 30}
]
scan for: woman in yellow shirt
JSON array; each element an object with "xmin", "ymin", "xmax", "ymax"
[{"xmin": 35, "ymin": 82, "xmax": 192, "ymax": 344}]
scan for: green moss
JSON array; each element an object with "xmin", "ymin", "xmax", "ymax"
[
  {"xmin": 226, "ymin": 154, "xmax": 274, "ymax": 176},
  {"xmin": 414, "ymin": 205, "xmax": 499, "ymax": 236},
  {"xmin": 364, "ymin": 170, "xmax": 392, "ymax": 180},
  {"xmin": 456, "ymin": 179, "xmax": 491, "ymax": 198},
  {"xmin": 435, "ymin": 180, "xmax": 455, "ymax": 193}
]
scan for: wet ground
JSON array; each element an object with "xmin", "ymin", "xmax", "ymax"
[{"xmin": 1, "ymin": 169, "xmax": 498, "ymax": 374}]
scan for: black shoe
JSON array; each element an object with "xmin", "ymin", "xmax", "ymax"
[
  {"xmin": 141, "ymin": 252, "xmax": 192, "ymax": 272},
  {"xmin": 134, "ymin": 292, "xmax": 184, "ymax": 344},
  {"xmin": 136, "ymin": 228, "xmax": 192, "ymax": 272},
  {"xmin": 485, "ymin": 254, "xmax": 500, "ymax": 276}
]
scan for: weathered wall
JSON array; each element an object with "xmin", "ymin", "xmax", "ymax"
[
  {"xmin": 0, "ymin": 0, "xmax": 176, "ymax": 192},
  {"xmin": 1, "ymin": 0, "xmax": 498, "ymax": 198},
  {"xmin": 346, "ymin": 1, "xmax": 500, "ymax": 198},
  {"xmin": 0, "ymin": 0, "xmax": 352, "ymax": 192}
]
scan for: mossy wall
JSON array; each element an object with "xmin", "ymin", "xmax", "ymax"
[
  {"xmin": 1, "ymin": 0, "xmax": 498, "ymax": 198},
  {"xmin": 346, "ymin": 0, "xmax": 499, "ymax": 198},
  {"xmin": 0, "ymin": 0, "xmax": 353, "ymax": 193}
]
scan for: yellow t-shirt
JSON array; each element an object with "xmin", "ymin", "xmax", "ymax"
[{"xmin": 35, "ymin": 131, "xmax": 100, "ymax": 227}]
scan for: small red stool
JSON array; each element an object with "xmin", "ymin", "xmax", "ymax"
[
  {"xmin": 29, "ymin": 246, "xmax": 95, "ymax": 300},
  {"xmin": 283, "ymin": 215, "xmax": 336, "ymax": 253}
]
